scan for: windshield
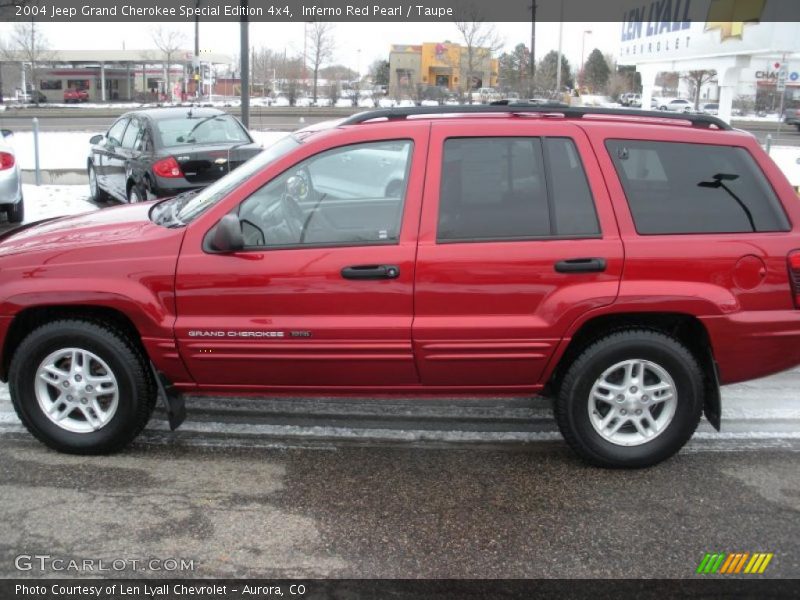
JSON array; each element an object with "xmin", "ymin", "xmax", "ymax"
[
  {"xmin": 156, "ymin": 114, "xmax": 251, "ymax": 146},
  {"xmin": 154, "ymin": 134, "xmax": 301, "ymax": 226}
]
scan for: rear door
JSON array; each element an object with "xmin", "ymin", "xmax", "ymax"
[{"xmin": 413, "ymin": 120, "xmax": 624, "ymax": 389}]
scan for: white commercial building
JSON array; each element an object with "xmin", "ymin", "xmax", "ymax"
[{"xmin": 618, "ymin": 0, "xmax": 800, "ymax": 122}]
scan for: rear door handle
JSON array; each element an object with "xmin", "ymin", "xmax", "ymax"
[
  {"xmin": 554, "ymin": 258, "xmax": 607, "ymax": 273},
  {"xmin": 341, "ymin": 265, "xmax": 400, "ymax": 280}
]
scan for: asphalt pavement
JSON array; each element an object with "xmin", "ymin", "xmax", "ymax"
[{"xmin": 0, "ymin": 370, "xmax": 798, "ymax": 578}]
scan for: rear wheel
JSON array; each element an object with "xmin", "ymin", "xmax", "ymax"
[
  {"xmin": 5, "ymin": 199, "xmax": 24, "ymax": 223},
  {"xmin": 554, "ymin": 330, "xmax": 704, "ymax": 468},
  {"xmin": 9, "ymin": 320, "xmax": 156, "ymax": 454},
  {"xmin": 127, "ymin": 183, "xmax": 144, "ymax": 203}
]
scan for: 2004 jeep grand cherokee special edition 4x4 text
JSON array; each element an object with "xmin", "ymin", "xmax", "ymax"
[{"xmin": 0, "ymin": 105, "xmax": 798, "ymax": 468}]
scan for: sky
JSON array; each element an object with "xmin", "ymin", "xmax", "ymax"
[{"xmin": 0, "ymin": 21, "xmax": 621, "ymax": 74}]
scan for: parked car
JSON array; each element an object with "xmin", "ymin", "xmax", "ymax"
[
  {"xmin": 659, "ymin": 98, "xmax": 693, "ymax": 112},
  {"xmin": 64, "ymin": 88, "xmax": 89, "ymax": 103},
  {"xmin": 784, "ymin": 105, "xmax": 800, "ymax": 131},
  {"xmin": 3, "ymin": 105, "xmax": 800, "ymax": 468},
  {"xmin": 620, "ymin": 93, "xmax": 642, "ymax": 107},
  {"xmin": 15, "ymin": 90, "xmax": 47, "ymax": 104},
  {"xmin": 87, "ymin": 107, "xmax": 262, "ymax": 203},
  {"xmin": 701, "ymin": 103, "xmax": 719, "ymax": 116},
  {"xmin": 471, "ymin": 87, "xmax": 501, "ymax": 104},
  {"xmin": 0, "ymin": 129, "xmax": 24, "ymax": 223}
]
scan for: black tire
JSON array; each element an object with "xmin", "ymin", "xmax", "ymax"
[
  {"xmin": 127, "ymin": 182, "xmax": 143, "ymax": 203},
  {"xmin": 6, "ymin": 199, "xmax": 23, "ymax": 223},
  {"xmin": 554, "ymin": 330, "xmax": 704, "ymax": 468},
  {"xmin": 9, "ymin": 320, "xmax": 156, "ymax": 454},
  {"xmin": 88, "ymin": 163, "xmax": 110, "ymax": 203}
]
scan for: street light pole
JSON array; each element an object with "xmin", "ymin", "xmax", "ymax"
[
  {"xmin": 579, "ymin": 29, "xmax": 592, "ymax": 91},
  {"xmin": 240, "ymin": 0, "xmax": 250, "ymax": 127},
  {"xmin": 555, "ymin": 1, "xmax": 563, "ymax": 95},
  {"xmin": 529, "ymin": 1, "xmax": 536, "ymax": 97}
]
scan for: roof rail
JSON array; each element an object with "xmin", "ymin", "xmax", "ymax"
[{"xmin": 339, "ymin": 104, "xmax": 733, "ymax": 130}]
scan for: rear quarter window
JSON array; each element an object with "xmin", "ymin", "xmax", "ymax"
[{"xmin": 605, "ymin": 140, "xmax": 790, "ymax": 234}]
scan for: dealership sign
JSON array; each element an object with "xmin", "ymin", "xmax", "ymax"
[{"xmin": 618, "ymin": 0, "xmax": 800, "ymax": 65}]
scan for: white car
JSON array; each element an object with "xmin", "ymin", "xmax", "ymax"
[
  {"xmin": 0, "ymin": 129, "xmax": 24, "ymax": 223},
  {"xmin": 658, "ymin": 98, "xmax": 693, "ymax": 113},
  {"xmin": 701, "ymin": 103, "xmax": 719, "ymax": 116}
]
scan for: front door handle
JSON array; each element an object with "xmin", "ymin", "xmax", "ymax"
[
  {"xmin": 341, "ymin": 265, "xmax": 400, "ymax": 280},
  {"xmin": 554, "ymin": 258, "xmax": 607, "ymax": 273}
]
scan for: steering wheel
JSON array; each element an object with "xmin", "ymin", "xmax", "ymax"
[{"xmin": 278, "ymin": 189, "xmax": 306, "ymax": 241}]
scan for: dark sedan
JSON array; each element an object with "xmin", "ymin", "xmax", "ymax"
[{"xmin": 87, "ymin": 107, "xmax": 262, "ymax": 203}]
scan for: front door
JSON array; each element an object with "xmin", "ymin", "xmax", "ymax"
[
  {"xmin": 174, "ymin": 124, "xmax": 430, "ymax": 390},
  {"xmin": 412, "ymin": 120, "xmax": 624, "ymax": 390}
]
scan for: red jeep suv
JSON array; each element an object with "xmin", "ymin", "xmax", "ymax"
[{"xmin": 1, "ymin": 105, "xmax": 798, "ymax": 467}]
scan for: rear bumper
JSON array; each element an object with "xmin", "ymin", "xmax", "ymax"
[
  {"xmin": 150, "ymin": 177, "xmax": 206, "ymax": 198},
  {"xmin": 702, "ymin": 310, "xmax": 800, "ymax": 384},
  {"xmin": 0, "ymin": 168, "xmax": 22, "ymax": 205}
]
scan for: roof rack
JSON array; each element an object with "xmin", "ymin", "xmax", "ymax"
[{"xmin": 339, "ymin": 104, "xmax": 733, "ymax": 130}]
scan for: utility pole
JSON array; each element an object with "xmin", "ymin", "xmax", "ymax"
[
  {"xmin": 555, "ymin": 1, "xmax": 564, "ymax": 96},
  {"xmin": 529, "ymin": 1, "xmax": 536, "ymax": 97},
  {"xmin": 240, "ymin": 0, "xmax": 250, "ymax": 127},
  {"xmin": 194, "ymin": 0, "xmax": 200, "ymax": 56}
]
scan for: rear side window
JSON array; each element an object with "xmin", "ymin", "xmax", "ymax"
[
  {"xmin": 437, "ymin": 137, "xmax": 600, "ymax": 242},
  {"xmin": 606, "ymin": 140, "xmax": 789, "ymax": 234}
]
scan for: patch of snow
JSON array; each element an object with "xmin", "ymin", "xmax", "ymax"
[
  {"xmin": 249, "ymin": 131, "xmax": 290, "ymax": 148},
  {"xmin": 20, "ymin": 184, "xmax": 95, "ymax": 223},
  {"xmin": 767, "ymin": 146, "xmax": 800, "ymax": 186},
  {"xmin": 9, "ymin": 131, "xmax": 97, "ymax": 170}
]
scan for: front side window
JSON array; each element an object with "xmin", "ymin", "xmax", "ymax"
[
  {"xmin": 106, "ymin": 118, "xmax": 130, "ymax": 146},
  {"xmin": 237, "ymin": 140, "xmax": 413, "ymax": 248},
  {"xmin": 606, "ymin": 140, "xmax": 790, "ymax": 234},
  {"xmin": 437, "ymin": 136, "xmax": 599, "ymax": 242}
]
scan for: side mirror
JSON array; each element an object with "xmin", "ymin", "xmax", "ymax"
[
  {"xmin": 1, "ymin": 129, "xmax": 12, "ymax": 139},
  {"xmin": 211, "ymin": 214, "xmax": 244, "ymax": 253},
  {"xmin": 90, "ymin": 134, "xmax": 104, "ymax": 144}
]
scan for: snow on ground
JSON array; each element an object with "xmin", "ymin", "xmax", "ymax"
[
  {"xmin": 20, "ymin": 183, "xmax": 95, "ymax": 223},
  {"xmin": 769, "ymin": 146, "xmax": 800, "ymax": 186},
  {"xmin": 8, "ymin": 130, "xmax": 289, "ymax": 170}
]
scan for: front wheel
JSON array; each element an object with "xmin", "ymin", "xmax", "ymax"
[
  {"xmin": 554, "ymin": 330, "xmax": 704, "ymax": 468},
  {"xmin": 9, "ymin": 320, "xmax": 157, "ymax": 454},
  {"xmin": 88, "ymin": 163, "xmax": 109, "ymax": 203}
]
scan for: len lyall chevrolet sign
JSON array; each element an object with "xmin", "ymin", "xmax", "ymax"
[{"xmin": 618, "ymin": 0, "xmax": 800, "ymax": 64}]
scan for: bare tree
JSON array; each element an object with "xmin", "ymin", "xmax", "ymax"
[
  {"xmin": 307, "ymin": 21, "xmax": 334, "ymax": 104},
  {"xmin": 6, "ymin": 22, "xmax": 53, "ymax": 104},
  {"xmin": 151, "ymin": 27, "xmax": 186, "ymax": 101},
  {"xmin": 681, "ymin": 70, "xmax": 717, "ymax": 109},
  {"xmin": 278, "ymin": 55, "xmax": 304, "ymax": 106},
  {"xmin": 454, "ymin": 11, "xmax": 503, "ymax": 103}
]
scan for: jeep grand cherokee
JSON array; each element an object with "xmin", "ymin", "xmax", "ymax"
[{"xmin": 1, "ymin": 105, "xmax": 798, "ymax": 468}]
